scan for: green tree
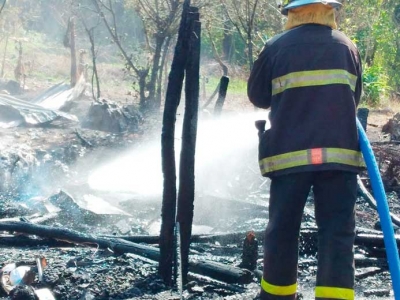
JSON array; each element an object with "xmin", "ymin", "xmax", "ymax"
[{"xmin": 340, "ymin": 0, "xmax": 399, "ymax": 104}]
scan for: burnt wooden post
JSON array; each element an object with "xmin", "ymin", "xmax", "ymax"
[
  {"xmin": 214, "ymin": 75, "xmax": 230, "ymax": 115},
  {"xmin": 357, "ymin": 108, "xmax": 369, "ymax": 132},
  {"xmin": 159, "ymin": 0, "xmax": 191, "ymax": 285},
  {"xmin": 176, "ymin": 6, "xmax": 201, "ymax": 283}
]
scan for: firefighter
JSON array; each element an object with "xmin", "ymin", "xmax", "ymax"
[{"xmin": 247, "ymin": 0, "xmax": 364, "ymax": 299}]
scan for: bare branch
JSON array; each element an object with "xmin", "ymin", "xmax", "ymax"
[
  {"xmin": 205, "ymin": 21, "xmax": 228, "ymax": 76},
  {"xmin": 78, "ymin": 7, "xmax": 102, "ymax": 99},
  {"xmin": 250, "ymin": 0, "xmax": 259, "ymax": 29},
  {"xmin": 91, "ymin": 0, "xmax": 140, "ymax": 74},
  {"xmin": 97, "ymin": 0, "xmax": 112, "ymax": 13},
  {"xmin": 220, "ymin": 0, "xmax": 246, "ymax": 42},
  {"xmin": 0, "ymin": 0, "xmax": 6, "ymax": 16},
  {"xmin": 138, "ymin": 0, "xmax": 159, "ymax": 25}
]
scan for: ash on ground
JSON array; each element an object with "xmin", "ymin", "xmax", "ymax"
[{"xmin": 0, "ymin": 92, "xmax": 399, "ymax": 300}]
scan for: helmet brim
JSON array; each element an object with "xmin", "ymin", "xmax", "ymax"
[{"xmin": 281, "ymin": 0, "xmax": 342, "ymax": 15}]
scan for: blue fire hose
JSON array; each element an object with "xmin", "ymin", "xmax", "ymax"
[{"xmin": 357, "ymin": 118, "xmax": 400, "ymax": 299}]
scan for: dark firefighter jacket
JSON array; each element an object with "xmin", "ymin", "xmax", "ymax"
[{"xmin": 248, "ymin": 24, "xmax": 365, "ymax": 177}]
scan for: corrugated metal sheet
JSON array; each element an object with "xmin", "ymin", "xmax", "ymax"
[{"xmin": 0, "ymin": 93, "xmax": 78, "ymax": 128}]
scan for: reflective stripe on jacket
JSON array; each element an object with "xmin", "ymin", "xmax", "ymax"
[
  {"xmin": 259, "ymin": 147, "xmax": 364, "ymax": 176},
  {"xmin": 248, "ymin": 24, "xmax": 364, "ymax": 177},
  {"xmin": 271, "ymin": 69, "xmax": 357, "ymax": 96}
]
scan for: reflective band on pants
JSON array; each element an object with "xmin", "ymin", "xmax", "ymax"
[
  {"xmin": 315, "ymin": 286, "xmax": 355, "ymax": 299},
  {"xmin": 261, "ymin": 277, "xmax": 297, "ymax": 296}
]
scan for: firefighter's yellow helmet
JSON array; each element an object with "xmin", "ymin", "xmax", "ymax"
[{"xmin": 280, "ymin": 0, "xmax": 342, "ymax": 15}]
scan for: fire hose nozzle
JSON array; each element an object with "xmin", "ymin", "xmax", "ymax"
[
  {"xmin": 255, "ymin": 120, "xmax": 266, "ymax": 135},
  {"xmin": 255, "ymin": 120, "xmax": 267, "ymax": 139}
]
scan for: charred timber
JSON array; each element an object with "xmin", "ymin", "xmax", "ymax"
[
  {"xmin": 108, "ymin": 228, "xmax": 400, "ymax": 256},
  {"xmin": 298, "ymin": 256, "xmax": 388, "ymax": 269},
  {"xmin": 0, "ymin": 221, "xmax": 252, "ymax": 285},
  {"xmin": 357, "ymin": 176, "xmax": 400, "ymax": 227},
  {"xmin": 1, "ymin": 221, "xmax": 394, "ymax": 283},
  {"xmin": 0, "ymin": 236, "xmax": 72, "ymax": 248},
  {"xmin": 189, "ymin": 260, "xmax": 251, "ymax": 284},
  {"xmin": 160, "ymin": 0, "xmax": 192, "ymax": 285},
  {"xmin": 0, "ymin": 213, "xmax": 58, "ymax": 225},
  {"xmin": 0, "ymin": 220, "xmax": 159, "ymax": 261},
  {"xmin": 214, "ymin": 76, "xmax": 229, "ymax": 116},
  {"xmin": 356, "ymin": 233, "xmax": 400, "ymax": 249},
  {"xmin": 176, "ymin": 6, "xmax": 201, "ymax": 283}
]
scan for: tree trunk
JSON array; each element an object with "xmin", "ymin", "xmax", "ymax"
[
  {"xmin": 88, "ymin": 29, "xmax": 100, "ymax": 100},
  {"xmin": 138, "ymin": 70, "xmax": 149, "ymax": 110},
  {"xmin": 222, "ymin": 22, "xmax": 233, "ymax": 62},
  {"xmin": 1, "ymin": 35, "xmax": 8, "ymax": 78},
  {"xmin": 159, "ymin": 0, "xmax": 191, "ymax": 286},
  {"xmin": 146, "ymin": 35, "xmax": 165, "ymax": 110},
  {"xmin": 176, "ymin": 6, "xmax": 201, "ymax": 283},
  {"xmin": 156, "ymin": 36, "xmax": 172, "ymax": 109},
  {"xmin": 247, "ymin": 32, "xmax": 254, "ymax": 70},
  {"xmin": 70, "ymin": 17, "xmax": 78, "ymax": 87}
]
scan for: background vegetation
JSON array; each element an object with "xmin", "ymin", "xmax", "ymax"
[{"xmin": 0, "ymin": 0, "xmax": 399, "ymax": 111}]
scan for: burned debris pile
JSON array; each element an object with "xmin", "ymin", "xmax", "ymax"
[
  {"xmin": 82, "ymin": 99, "xmax": 143, "ymax": 134},
  {"xmin": 0, "ymin": 108, "xmax": 399, "ymax": 299},
  {"xmin": 0, "ymin": 184, "xmax": 398, "ymax": 299},
  {"xmin": 371, "ymin": 113, "xmax": 400, "ymax": 193}
]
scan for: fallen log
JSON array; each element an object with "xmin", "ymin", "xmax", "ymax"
[
  {"xmin": 102, "ymin": 234, "xmax": 160, "ymax": 244},
  {"xmin": 356, "ymin": 233, "xmax": 400, "ymax": 249},
  {"xmin": 0, "ymin": 213, "xmax": 57, "ymax": 225},
  {"xmin": 0, "ymin": 236, "xmax": 72, "ymax": 248},
  {"xmin": 356, "ymin": 226, "xmax": 385, "ymax": 235},
  {"xmin": 189, "ymin": 260, "xmax": 251, "ymax": 284},
  {"xmin": 372, "ymin": 141, "xmax": 400, "ymax": 145},
  {"xmin": 0, "ymin": 221, "xmax": 252, "ymax": 284},
  {"xmin": 188, "ymin": 272, "xmax": 246, "ymax": 294},
  {"xmin": 0, "ymin": 221, "xmax": 159, "ymax": 260},
  {"xmin": 104, "ymin": 227, "xmax": 400, "ymax": 254},
  {"xmin": 356, "ymin": 267, "xmax": 383, "ymax": 280},
  {"xmin": 300, "ymin": 228, "xmax": 400, "ymax": 256},
  {"xmin": 29, "ymin": 213, "xmax": 58, "ymax": 225},
  {"xmin": 102, "ymin": 226, "xmax": 339, "ymax": 243},
  {"xmin": 299, "ymin": 255, "xmax": 388, "ymax": 269},
  {"xmin": 101, "ymin": 230, "xmax": 266, "ymax": 245},
  {"xmin": 357, "ymin": 176, "xmax": 400, "ymax": 227},
  {"xmin": 0, "ymin": 214, "xmax": 40, "ymax": 223},
  {"xmin": 355, "ymin": 256, "xmax": 388, "ymax": 268}
]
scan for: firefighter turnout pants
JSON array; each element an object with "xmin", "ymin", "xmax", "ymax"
[{"xmin": 260, "ymin": 171, "xmax": 357, "ymax": 300}]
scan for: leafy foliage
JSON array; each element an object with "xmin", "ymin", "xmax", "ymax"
[
  {"xmin": 340, "ymin": 0, "xmax": 400, "ymax": 102},
  {"xmin": 362, "ymin": 64, "xmax": 389, "ymax": 106}
]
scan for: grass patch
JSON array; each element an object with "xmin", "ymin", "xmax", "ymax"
[{"xmin": 204, "ymin": 76, "xmax": 247, "ymax": 97}]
